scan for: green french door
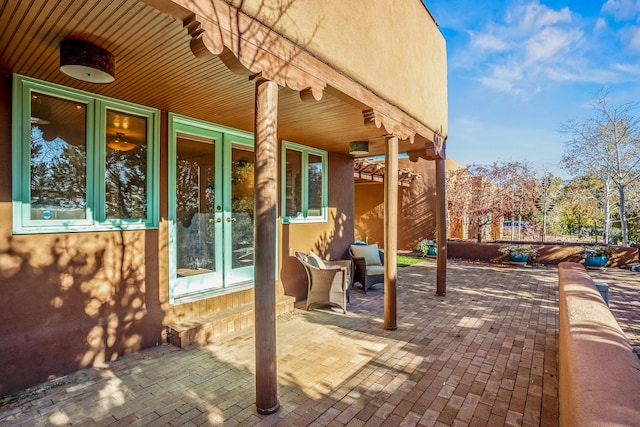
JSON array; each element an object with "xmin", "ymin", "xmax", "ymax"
[{"xmin": 169, "ymin": 115, "xmax": 254, "ymax": 303}]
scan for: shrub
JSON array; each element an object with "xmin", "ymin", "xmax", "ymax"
[
  {"xmin": 416, "ymin": 239, "xmax": 436, "ymax": 257},
  {"xmin": 583, "ymin": 245, "xmax": 612, "ymax": 258},
  {"xmin": 498, "ymin": 244, "xmax": 538, "ymax": 258}
]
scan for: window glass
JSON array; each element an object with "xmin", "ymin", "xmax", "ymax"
[
  {"xmin": 281, "ymin": 142, "xmax": 327, "ymax": 223},
  {"xmin": 30, "ymin": 93, "xmax": 87, "ymax": 220},
  {"xmin": 13, "ymin": 75, "xmax": 159, "ymax": 233},
  {"xmin": 307, "ymin": 153, "xmax": 323, "ymax": 217},
  {"xmin": 285, "ymin": 148, "xmax": 302, "ymax": 218},
  {"xmin": 105, "ymin": 110, "xmax": 148, "ymax": 219},
  {"xmin": 175, "ymin": 133, "xmax": 216, "ymax": 274}
]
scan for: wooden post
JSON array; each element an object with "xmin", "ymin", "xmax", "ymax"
[
  {"xmin": 384, "ymin": 136, "xmax": 398, "ymax": 330},
  {"xmin": 435, "ymin": 157, "xmax": 447, "ymax": 296},
  {"xmin": 253, "ymin": 77, "xmax": 280, "ymax": 415}
]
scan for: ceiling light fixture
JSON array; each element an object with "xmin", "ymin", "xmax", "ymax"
[
  {"xmin": 107, "ymin": 132, "xmax": 135, "ymax": 151},
  {"xmin": 60, "ymin": 39, "xmax": 115, "ymax": 84},
  {"xmin": 349, "ymin": 140, "xmax": 370, "ymax": 156}
]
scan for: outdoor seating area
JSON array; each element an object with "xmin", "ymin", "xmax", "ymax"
[{"xmin": 3, "ymin": 259, "xmax": 639, "ymax": 426}]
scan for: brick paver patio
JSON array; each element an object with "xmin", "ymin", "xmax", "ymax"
[{"xmin": 1, "ymin": 259, "xmax": 638, "ymax": 426}]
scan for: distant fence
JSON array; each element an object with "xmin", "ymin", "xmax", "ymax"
[{"xmin": 447, "ymin": 241, "xmax": 638, "ymax": 268}]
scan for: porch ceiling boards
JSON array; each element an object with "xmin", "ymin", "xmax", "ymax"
[{"xmin": 0, "ymin": 0, "xmax": 426, "ymax": 157}]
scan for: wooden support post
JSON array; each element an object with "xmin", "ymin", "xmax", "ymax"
[
  {"xmin": 253, "ymin": 78, "xmax": 280, "ymax": 415},
  {"xmin": 384, "ymin": 136, "xmax": 398, "ymax": 330},
  {"xmin": 435, "ymin": 157, "xmax": 447, "ymax": 296}
]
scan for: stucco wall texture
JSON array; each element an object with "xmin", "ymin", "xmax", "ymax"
[
  {"xmin": 354, "ymin": 157, "xmax": 461, "ymax": 251},
  {"xmin": 230, "ymin": 0, "xmax": 448, "ymax": 136}
]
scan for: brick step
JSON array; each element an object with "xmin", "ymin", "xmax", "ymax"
[{"xmin": 167, "ymin": 294, "xmax": 295, "ymax": 348}]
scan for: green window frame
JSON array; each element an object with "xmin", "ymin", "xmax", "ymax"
[
  {"xmin": 12, "ymin": 75, "xmax": 159, "ymax": 234},
  {"xmin": 281, "ymin": 140, "xmax": 328, "ymax": 224}
]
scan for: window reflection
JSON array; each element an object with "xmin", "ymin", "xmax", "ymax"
[
  {"xmin": 308, "ymin": 154, "xmax": 323, "ymax": 216},
  {"xmin": 30, "ymin": 93, "xmax": 87, "ymax": 220},
  {"xmin": 285, "ymin": 149, "xmax": 302, "ymax": 217},
  {"xmin": 175, "ymin": 134, "xmax": 216, "ymax": 274},
  {"xmin": 105, "ymin": 110, "xmax": 148, "ymax": 219}
]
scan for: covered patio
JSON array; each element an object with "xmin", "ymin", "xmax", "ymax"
[{"xmin": 0, "ymin": 259, "xmax": 586, "ymax": 426}]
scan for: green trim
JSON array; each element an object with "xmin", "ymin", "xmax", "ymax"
[
  {"xmin": 281, "ymin": 140, "xmax": 328, "ymax": 224},
  {"xmin": 168, "ymin": 114, "xmax": 256, "ymax": 304},
  {"xmin": 11, "ymin": 74, "xmax": 159, "ymax": 234}
]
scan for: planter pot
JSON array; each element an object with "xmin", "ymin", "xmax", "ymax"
[
  {"xmin": 585, "ymin": 255, "xmax": 607, "ymax": 269},
  {"xmin": 427, "ymin": 246, "xmax": 437, "ymax": 256},
  {"xmin": 509, "ymin": 253, "xmax": 529, "ymax": 263}
]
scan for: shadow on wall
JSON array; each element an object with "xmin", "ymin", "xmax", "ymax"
[
  {"xmin": 399, "ymin": 180, "xmax": 433, "ymax": 250},
  {"xmin": 355, "ymin": 179, "xmax": 436, "ymax": 251},
  {"xmin": 0, "ymin": 230, "xmax": 163, "ymax": 397}
]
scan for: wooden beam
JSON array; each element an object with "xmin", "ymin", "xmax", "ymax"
[
  {"xmin": 253, "ymin": 78, "xmax": 280, "ymax": 415},
  {"xmin": 384, "ymin": 136, "xmax": 398, "ymax": 330},
  {"xmin": 435, "ymin": 157, "xmax": 447, "ymax": 296},
  {"xmin": 145, "ymin": 0, "xmax": 445, "ymax": 150}
]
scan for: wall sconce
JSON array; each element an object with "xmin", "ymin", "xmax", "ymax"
[
  {"xmin": 349, "ymin": 140, "xmax": 369, "ymax": 156},
  {"xmin": 60, "ymin": 39, "xmax": 115, "ymax": 84},
  {"xmin": 107, "ymin": 132, "xmax": 135, "ymax": 151}
]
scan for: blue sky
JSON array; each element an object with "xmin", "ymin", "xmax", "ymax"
[{"xmin": 425, "ymin": 0, "xmax": 640, "ymax": 177}]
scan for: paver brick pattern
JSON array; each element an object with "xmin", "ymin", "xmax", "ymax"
[{"xmin": 2, "ymin": 259, "xmax": 635, "ymax": 426}]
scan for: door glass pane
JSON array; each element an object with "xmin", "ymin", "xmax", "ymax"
[
  {"xmin": 285, "ymin": 148, "xmax": 302, "ymax": 217},
  {"xmin": 30, "ymin": 93, "xmax": 87, "ymax": 220},
  {"xmin": 105, "ymin": 110, "xmax": 148, "ymax": 219},
  {"xmin": 308, "ymin": 153, "xmax": 323, "ymax": 216},
  {"xmin": 175, "ymin": 134, "xmax": 216, "ymax": 276},
  {"xmin": 231, "ymin": 145, "xmax": 254, "ymax": 269}
]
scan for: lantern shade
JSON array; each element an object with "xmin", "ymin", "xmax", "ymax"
[
  {"xmin": 60, "ymin": 40, "xmax": 115, "ymax": 84},
  {"xmin": 107, "ymin": 132, "xmax": 135, "ymax": 151},
  {"xmin": 349, "ymin": 140, "xmax": 369, "ymax": 156}
]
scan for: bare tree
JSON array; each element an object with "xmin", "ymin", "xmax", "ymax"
[
  {"xmin": 561, "ymin": 90, "xmax": 640, "ymax": 245},
  {"xmin": 446, "ymin": 161, "xmax": 540, "ymax": 242}
]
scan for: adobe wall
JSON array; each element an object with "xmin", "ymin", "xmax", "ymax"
[
  {"xmin": 557, "ymin": 262, "xmax": 640, "ymax": 426},
  {"xmin": 233, "ymin": 0, "xmax": 448, "ymax": 135},
  {"xmin": 354, "ymin": 157, "xmax": 437, "ymax": 251},
  {"xmin": 447, "ymin": 241, "xmax": 638, "ymax": 268}
]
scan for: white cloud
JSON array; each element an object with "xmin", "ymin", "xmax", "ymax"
[
  {"xmin": 601, "ymin": 0, "xmax": 640, "ymax": 21},
  {"xmin": 595, "ymin": 17, "xmax": 608, "ymax": 31},
  {"xmin": 612, "ymin": 62, "xmax": 640, "ymax": 74},
  {"xmin": 518, "ymin": 2, "xmax": 572, "ymax": 30},
  {"xmin": 451, "ymin": 1, "xmax": 638, "ymax": 96},
  {"xmin": 625, "ymin": 26, "xmax": 640, "ymax": 49},
  {"xmin": 470, "ymin": 32, "xmax": 509, "ymax": 51},
  {"xmin": 525, "ymin": 27, "xmax": 580, "ymax": 63}
]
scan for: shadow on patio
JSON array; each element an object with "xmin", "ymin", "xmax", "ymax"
[{"xmin": 1, "ymin": 260, "xmax": 564, "ymax": 426}]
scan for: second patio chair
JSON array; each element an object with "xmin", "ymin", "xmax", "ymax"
[
  {"xmin": 349, "ymin": 243, "xmax": 384, "ymax": 294},
  {"xmin": 295, "ymin": 251, "xmax": 351, "ymax": 313}
]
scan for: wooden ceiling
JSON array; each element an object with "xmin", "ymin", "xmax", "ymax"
[{"xmin": 0, "ymin": 0, "xmax": 425, "ymax": 157}]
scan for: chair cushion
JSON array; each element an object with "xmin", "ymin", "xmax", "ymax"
[
  {"xmin": 366, "ymin": 265, "xmax": 385, "ymax": 276},
  {"xmin": 307, "ymin": 251, "xmax": 326, "ymax": 269},
  {"xmin": 351, "ymin": 244, "xmax": 382, "ymax": 266}
]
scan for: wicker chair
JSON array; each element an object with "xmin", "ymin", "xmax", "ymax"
[
  {"xmin": 349, "ymin": 244, "xmax": 384, "ymax": 294},
  {"xmin": 295, "ymin": 252, "xmax": 351, "ymax": 313}
]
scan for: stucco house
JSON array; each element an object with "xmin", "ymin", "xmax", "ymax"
[{"xmin": 0, "ymin": 0, "xmax": 448, "ymax": 410}]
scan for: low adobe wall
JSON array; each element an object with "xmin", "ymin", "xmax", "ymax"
[
  {"xmin": 447, "ymin": 241, "xmax": 638, "ymax": 268},
  {"xmin": 557, "ymin": 262, "xmax": 640, "ymax": 426}
]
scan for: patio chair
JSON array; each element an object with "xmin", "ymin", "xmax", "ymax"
[
  {"xmin": 349, "ymin": 243, "xmax": 384, "ymax": 294},
  {"xmin": 295, "ymin": 251, "xmax": 351, "ymax": 313}
]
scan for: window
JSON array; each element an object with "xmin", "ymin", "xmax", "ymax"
[
  {"xmin": 12, "ymin": 75, "xmax": 159, "ymax": 233},
  {"xmin": 281, "ymin": 141, "xmax": 327, "ymax": 223}
]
